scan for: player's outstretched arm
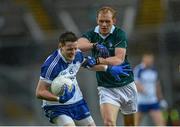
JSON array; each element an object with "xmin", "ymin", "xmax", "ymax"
[
  {"xmin": 106, "ymin": 64, "xmax": 131, "ymax": 80},
  {"xmin": 92, "ymin": 43, "xmax": 109, "ymax": 58},
  {"xmin": 81, "ymin": 56, "xmax": 131, "ymax": 80},
  {"xmin": 91, "ymin": 64, "xmax": 131, "ymax": 81},
  {"xmin": 78, "ymin": 38, "xmax": 109, "ymax": 58},
  {"xmin": 81, "ymin": 56, "xmax": 99, "ymax": 68},
  {"xmin": 98, "ymin": 47, "xmax": 126, "ymax": 66},
  {"xmin": 77, "ymin": 38, "xmax": 93, "ymax": 52}
]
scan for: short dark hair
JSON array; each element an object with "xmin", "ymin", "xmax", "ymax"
[{"xmin": 58, "ymin": 31, "xmax": 77, "ymax": 44}]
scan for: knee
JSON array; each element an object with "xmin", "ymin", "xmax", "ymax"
[
  {"xmin": 103, "ymin": 118, "xmax": 116, "ymax": 126},
  {"xmin": 87, "ymin": 122, "xmax": 96, "ymax": 126}
]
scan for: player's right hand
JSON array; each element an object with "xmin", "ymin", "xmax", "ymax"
[
  {"xmin": 107, "ymin": 63, "xmax": 132, "ymax": 81},
  {"xmin": 93, "ymin": 43, "xmax": 109, "ymax": 58},
  {"xmin": 59, "ymin": 85, "xmax": 75, "ymax": 103}
]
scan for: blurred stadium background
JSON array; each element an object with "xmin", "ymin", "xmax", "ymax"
[{"xmin": 0, "ymin": 0, "xmax": 179, "ymax": 125}]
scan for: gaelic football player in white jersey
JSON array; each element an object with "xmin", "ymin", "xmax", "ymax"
[
  {"xmin": 36, "ymin": 31, "xmax": 131, "ymax": 126},
  {"xmin": 134, "ymin": 53, "xmax": 167, "ymax": 126}
]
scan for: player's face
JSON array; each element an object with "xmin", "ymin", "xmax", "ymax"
[
  {"xmin": 60, "ymin": 41, "xmax": 78, "ymax": 62},
  {"xmin": 143, "ymin": 55, "xmax": 154, "ymax": 67},
  {"xmin": 97, "ymin": 11, "xmax": 115, "ymax": 36}
]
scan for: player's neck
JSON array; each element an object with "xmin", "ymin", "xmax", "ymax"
[
  {"xmin": 60, "ymin": 51, "xmax": 73, "ymax": 63},
  {"xmin": 63, "ymin": 55, "xmax": 72, "ymax": 63}
]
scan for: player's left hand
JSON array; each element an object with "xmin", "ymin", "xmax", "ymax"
[
  {"xmin": 93, "ymin": 43, "xmax": 109, "ymax": 58},
  {"xmin": 107, "ymin": 64, "xmax": 132, "ymax": 81},
  {"xmin": 59, "ymin": 84, "xmax": 75, "ymax": 103},
  {"xmin": 82, "ymin": 56, "xmax": 99, "ymax": 68},
  {"xmin": 159, "ymin": 99, "xmax": 168, "ymax": 110}
]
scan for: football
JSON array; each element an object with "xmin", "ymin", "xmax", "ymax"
[{"xmin": 51, "ymin": 76, "xmax": 73, "ymax": 96}]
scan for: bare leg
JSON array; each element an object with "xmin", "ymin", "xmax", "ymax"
[
  {"xmin": 75, "ymin": 116, "xmax": 96, "ymax": 126},
  {"xmin": 149, "ymin": 110, "xmax": 165, "ymax": 126},
  {"xmin": 124, "ymin": 113, "xmax": 135, "ymax": 126},
  {"xmin": 54, "ymin": 115, "xmax": 76, "ymax": 126},
  {"xmin": 100, "ymin": 103, "xmax": 119, "ymax": 126},
  {"xmin": 87, "ymin": 122, "xmax": 96, "ymax": 126},
  {"xmin": 135, "ymin": 112, "xmax": 143, "ymax": 126},
  {"xmin": 63, "ymin": 123, "xmax": 76, "ymax": 126}
]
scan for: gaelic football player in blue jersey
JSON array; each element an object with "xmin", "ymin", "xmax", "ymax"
[
  {"xmin": 36, "ymin": 31, "xmax": 131, "ymax": 126},
  {"xmin": 134, "ymin": 53, "xmax": 167, "ymax": 126}
]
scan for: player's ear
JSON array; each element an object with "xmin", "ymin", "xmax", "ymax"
[
  {"xmin": 113, "ymin": 18, "xmax": 116, "ymax": 24},
  {"xmin": 58, "ymin": 43, "xmax": 65, "ymax": 48},
  {"xmin": 96, "ymin": 18, "xmax": 99, "ymax": 24},
  {"xmin": 96, "ymin": 14, "xmax": 100, "ymax": 24},
  {"xmin": 58, "ymin": 43, "xmax": 62, "ymax": 48}
]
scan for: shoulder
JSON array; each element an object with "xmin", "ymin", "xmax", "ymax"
[
  {"xmin": 74, "ymin": 49, "xmax": 84, "ymax": 63},
  {"xmin": 114, "ymin": 26, "xmax": 126, "ymax": 36},
  {"xmin": 82, "ymin": 27, "xmax": 97, "ymax": 40},
  {"xmin": 75, "ymin": 49, "xmax": 83, "ymax": 57},
  {"xmin": 40, "ymin": 50, "xmax": 62, "ymax": 83},
  {"xmin": 134, "ymin": 64, "xmax": 144, "ymax": 73},
  {"xmin": 133, "ymin": 64, "xmax": 145, "ymax": 78},
  {"xmin": 113, "ymin": 26, "xmax": 127, "ymax": 43},
  {"xmin": 42, "ymin": 50, "xmax": 60, "ymax": 67},
  {"xmin": 85, "ymin": 27, "xmax": 96, "ymax": 33},
  {"xmin": 76, "ymin": 49, "xmax": 83, "ymax": 54},
  {"xmin": 134, "ymin": 64, "xmax": 143, "ymax": 69}
]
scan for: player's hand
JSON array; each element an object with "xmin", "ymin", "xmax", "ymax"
[
  {"xmin": 93, "ymin": 43, "xmax": 109, "ymax": 58},
  {"xmin": 159, "ymin": 99, "xmax": 168, "ymax": 110},
  {"xmin": 82, "ymin": 56, "xmax": 99, "ymax": 68},
  {"xmin": 107, "ymin": 64, "xmax": 132, "ymax": 81},
  {"xmin": 59, "ymin": 85, "xmax": 75, "ymax": 103}
]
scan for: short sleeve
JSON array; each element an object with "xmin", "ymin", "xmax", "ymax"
[
  {"xmin": 40, "ymin": 64, "xmax": 52, "ymax": 84},
  {"xmin": 40, "ymin": 54, "xmax": 60, "ymax": 84},
  {"xmin": 75, "ymin": 49, "xmax": 84, "ymax": 64},
  {"xmin": 115, "ymin": 30, "xmax": 128, "ymax": 48},
  {"xmin": 40, "ymin": 65, "xmax": 60, "ymax": 84}
]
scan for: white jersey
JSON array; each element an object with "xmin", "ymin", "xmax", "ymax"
[
  {"xmin": 40, "ymin": 49, "xmax": 84, "ymax": 106},
  {"xmin": 134, "ymin": 64, "xmax": 158, "ymax": 104}
]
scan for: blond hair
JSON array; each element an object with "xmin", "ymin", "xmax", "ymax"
[{"xmin": 97, "ymin": 6, "xmax": 117, "ymax": 19}]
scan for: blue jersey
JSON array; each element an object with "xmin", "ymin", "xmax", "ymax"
[
  {"xmin": 40, "ymin": 49, "xmax": 84, "ymax": 106},
  {"xmin": 134, "ymin": 64, "xmax": 159, "ymax": 104}
]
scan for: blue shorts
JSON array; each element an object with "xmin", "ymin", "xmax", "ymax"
[
  {"xmin": 43, "ymin": 99, "xmax": 91, "ymax": 123},
  {"xmin": 138, "ymin": 102, "xmax": 160, "ymax": 112}
]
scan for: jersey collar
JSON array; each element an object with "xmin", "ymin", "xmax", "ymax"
[
  {"xmin": 94, "ymin": 25, "xmax": 115, "ymax": 39},
  {"xmin": 141, "ymin": 63, "xmax": 154, "ymax": 69}
]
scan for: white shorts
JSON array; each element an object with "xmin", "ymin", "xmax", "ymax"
[
  {"xmin": 97, "ymin": 82, "xmax": 138, "ymax": 114},
  {"xmin": 54, "ymin": 115, "xmax": 94, "ymax": 126}
]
